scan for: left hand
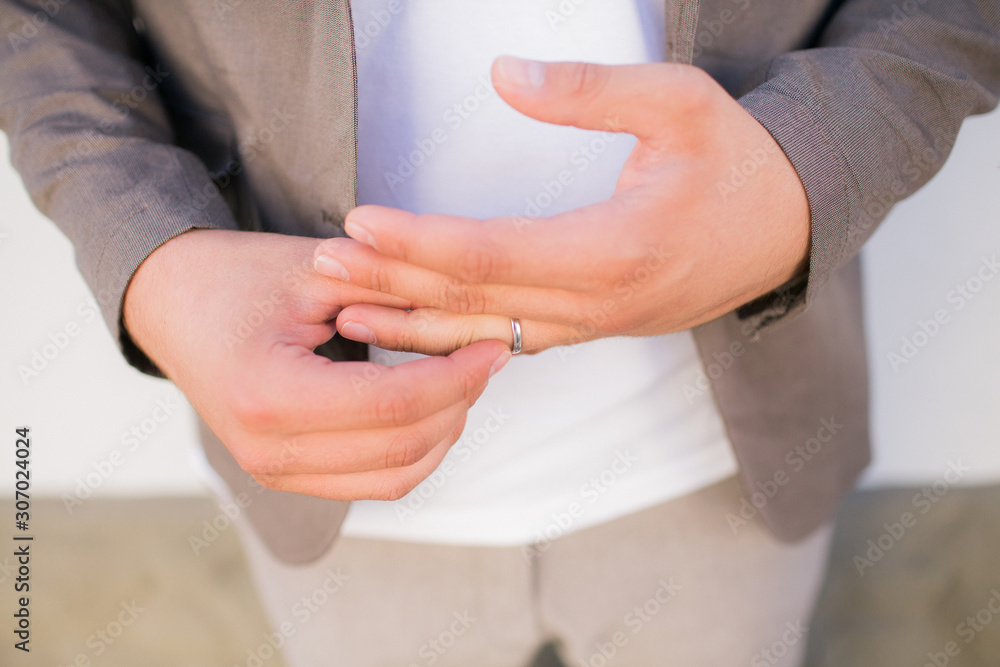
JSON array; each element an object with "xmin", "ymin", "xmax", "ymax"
[{"xmin": 313, "ymin": 56, "xmax": 811, "ymax": 355}]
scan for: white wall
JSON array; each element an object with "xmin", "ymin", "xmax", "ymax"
[
  {"xmin": 0, "ymin": 130, "xmax": 205, "ymax": 501},
  {"xmin": 859, "ymin": 108, "xmax": 1000, "ymax": 487},
  {"xmin": 1, "ymin": 107, "xmax": 999, "ymax": 500}
]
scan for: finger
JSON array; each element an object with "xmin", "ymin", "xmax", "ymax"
[
  {"xmin": 490, "ymin": 56, "xmax": 718, "ymax": 150},
  {"xmin": 275, "ymin": 278, "xmax": 418, "ymax": 353},
  {"xmin": 314, "ymin": 236, "xmax": 592, "ymax": 321},
  {"xmin": 240, "ymin": 338, "xmax": 510, "ymax": 433},
  {"xmin": 233, "ymin": 400, "xmax": 471, "ymax": 476},
  {"xmin": 323, "ymin": 201, "xmax": 642, "ymax": 290},
  {"xmin": 253, "ymin": 237, "xmax": 415, "ymax": 326},
  {"xmin": 336, "ymin": 304, "xmax": 581, "ymax": 356},
  {"xmin": 325, "ymin": 283, "xmax": 415, "ymax": 312},
  {"xmin": 252, "ymin": 420, "xmax": 466, "ymax": 501}
]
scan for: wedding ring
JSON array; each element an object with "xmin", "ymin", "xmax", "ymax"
[{"xmin": 510, "ymin": 318, "xmax": 522, "ymax": 355}]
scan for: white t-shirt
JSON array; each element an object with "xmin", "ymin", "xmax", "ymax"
[{"xmin": 339, "ymin": 0, "xmax": 739, "ymax": 545}]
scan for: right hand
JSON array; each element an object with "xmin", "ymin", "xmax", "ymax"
[{"xmin": 123, "ymin": 229, "xmax": 511, "ymax": 500}]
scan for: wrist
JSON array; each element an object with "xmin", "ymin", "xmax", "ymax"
[{"xmin": 122, "ymin": 228, "xmax": 209, "ymax": 377}]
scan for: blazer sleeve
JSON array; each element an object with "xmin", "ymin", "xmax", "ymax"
[
  {"xmin": 0, "ymin": 0, "xmax": 239, "ymax": 375},
  {"xmin": 735, "ymin": 0, "xmax": 1000, "ymax": 335}
]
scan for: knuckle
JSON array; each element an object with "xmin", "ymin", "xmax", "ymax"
[
  {"xmin": 461, "ymin": 286, "xmax": 488, "ymax": 315},
  {"xmin": 383, "ymin": 431, "xmax": 428, "ymax": 469},
  {"xmin": 374, "ymin": 388, "xmax": 422, "ymax": 426},
  {"xmin": 456, "ymin": 245, "xmax": 502, "ymax": 283},
  {"xmin": 441, "ymin": 280, "xmax": 488, "ymax": 315},
  {"xmin": 674, "ymin": 65, "xmax": 716, "ymax": 111},
  {"xmin": 227, "ymin": 383, "xmax": 279, "ymax": 431},
  {"xmin": 453, "ymin": 321, "xmax": 482, "ymax": 350},
  {"xmin": 617, "ymin": 235, "xmax": 652, "ymax": 268},
  {"xmin": 563, "ymin": 62, "xmax": 610, "ymax": 102},
  {"xmin": 393, "ymin": 320, "xmax": 423, "ymax": 354},
  {"xmin": 368, "ymin": 261, "xmax": 395, "ymax": 294},
  {"xmin": 437, "ymin": 277, "xmax": 474, "ymax": 315},
  {"xmin": 370, "ymin": 476, "xmax": 416, "ymax": 502}
]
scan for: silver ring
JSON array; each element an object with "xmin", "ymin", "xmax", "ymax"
[{"xmin": 510, "ymin": 318, "xmax": 522, "ymax": 355}]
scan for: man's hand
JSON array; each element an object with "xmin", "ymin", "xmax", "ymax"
[
  {"xmin": 124, "ymin": 229, "xmax": 510, "ymax": 500},
  {"xmin": 311, "ymin": 57, "xmax": 811, "ymax": 354}
]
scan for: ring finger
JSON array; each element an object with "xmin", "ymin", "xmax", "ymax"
[{"xmin": 336, "ymin": 303, "xmax": 585, "ymax": 356}]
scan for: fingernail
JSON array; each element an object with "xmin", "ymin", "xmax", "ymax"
[
  {"xmin": 489, "ymin": 349, "xmax": 512, "ymax": 378},
  {"xmin": 341, "ymin": 321, "xmax": 377, "ymax": 345},
  {"xmin": 497, "ymin": 55, "xmax": 545, "ymax": 89},
  {"xmin": 314, "ymin": 255, "xmax": 351, "ymax": 281},
  {"xmin": 344, "ymin": 221, "xmax": 377, "ymax": 248}
]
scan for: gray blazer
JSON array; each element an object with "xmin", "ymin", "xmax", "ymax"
[{"xmin": 2, "ymin": 0, "xmax": 998, "ymax": 563}]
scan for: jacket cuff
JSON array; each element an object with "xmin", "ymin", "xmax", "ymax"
[
  {"xmin": 90, "ymin": 148, "xmax": 240, "ymax": 377},
  {"xmin": 736, "ymin": 87, "xmax": 851, "ymax": 338}
]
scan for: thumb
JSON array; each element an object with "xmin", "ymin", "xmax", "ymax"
[{"xmin": 490, "ymin": 56, "xmax": 714, "ymax": 148}]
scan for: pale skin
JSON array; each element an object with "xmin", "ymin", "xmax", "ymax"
[
  {"xmin": 124, "ymin": 56, "xmax": 810, "ymax": 501},
  {"xmin": 315, "ymin": 56, "xmax": 812, "ymax": 355},
  {"xmin": 123, "ymin": 229, "xmax": 512, "ymax": 501}
]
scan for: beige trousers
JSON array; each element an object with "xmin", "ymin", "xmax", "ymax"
[{"xmin": 232, "ymin": 475, "xmax": 833, "ymax": 667}]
